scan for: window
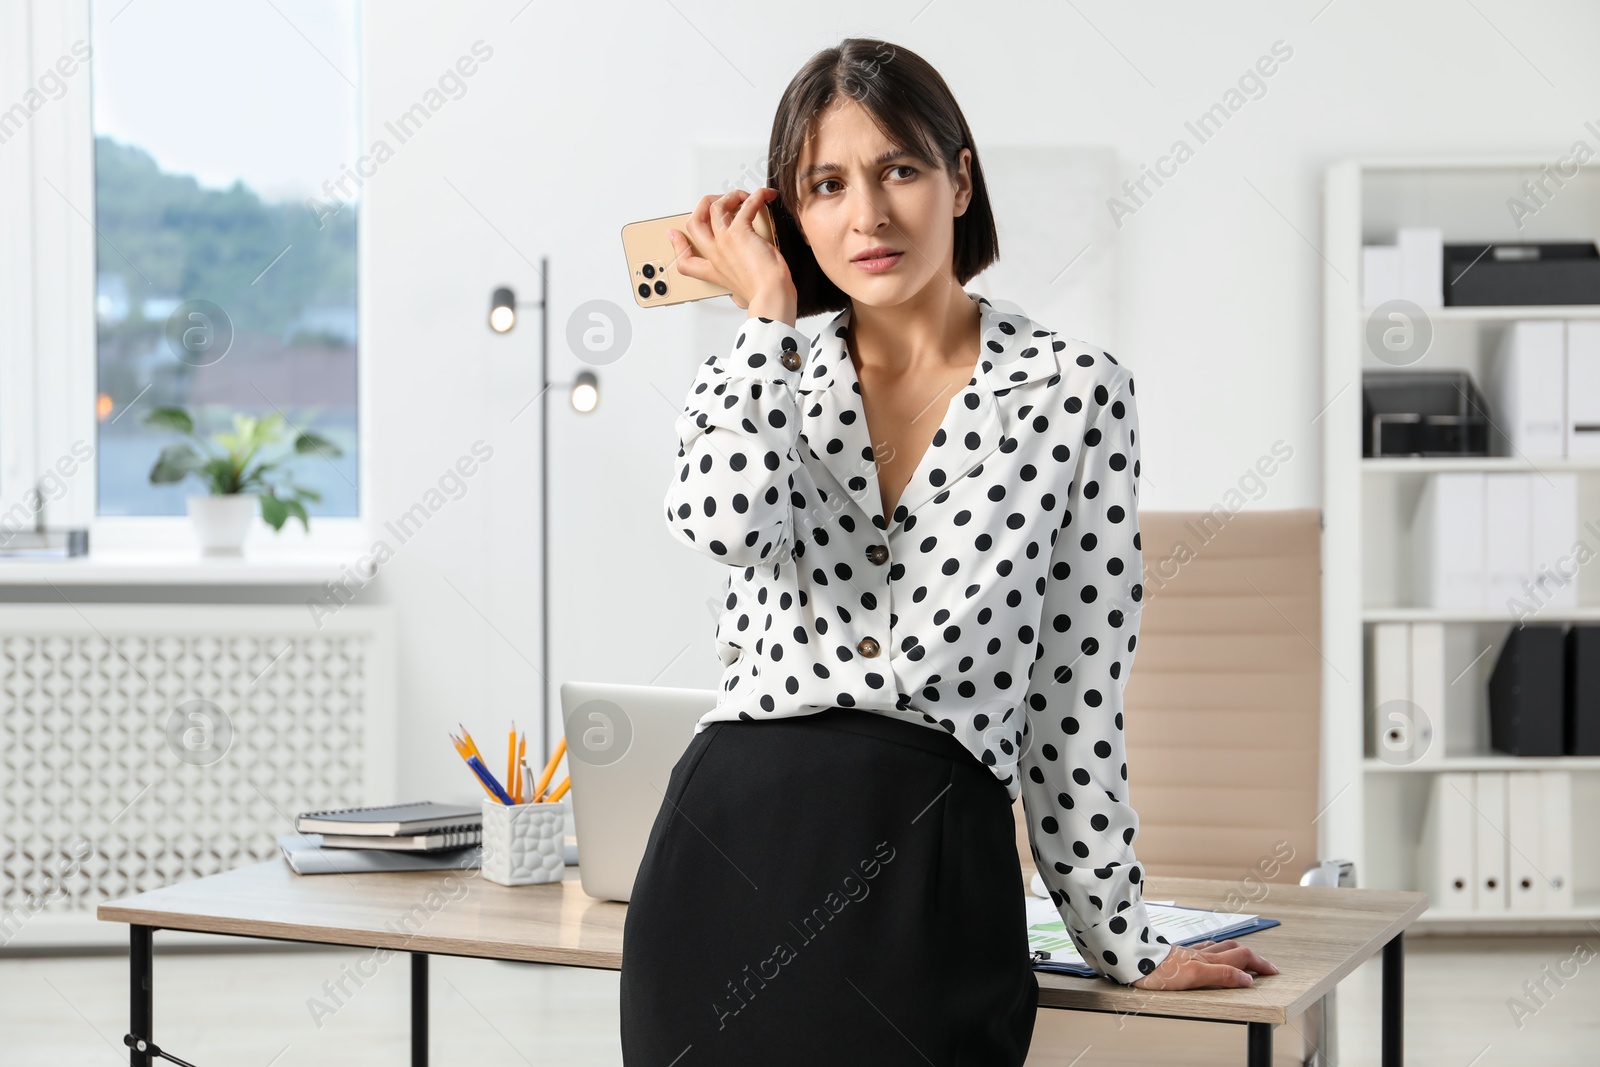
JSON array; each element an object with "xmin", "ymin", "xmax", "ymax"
[{"xmin": 89, "ymin": 0, "xmax": 360, "ymax": 518}]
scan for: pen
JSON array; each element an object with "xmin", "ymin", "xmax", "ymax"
[{"xmin": 467, "ymin": 753, "xmax": 516, "ymax": 805}]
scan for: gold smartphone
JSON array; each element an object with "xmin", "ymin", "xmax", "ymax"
[{"xmin": 621, "ymin": 201, "xmax": 777, "ymax": 308}]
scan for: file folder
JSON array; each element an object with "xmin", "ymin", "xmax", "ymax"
[
  {"xmin": 1368, "ymin": 622, "xmax": 1411, "ymax": 762},
  {"xmin": 1530, "ymin": 473, "xmax": 1579, "ymax": 609},
  {"xmin": 1565, "ymin": 320, "xmax": 1600, "ymax": 458},
  {"xmin": 1505, "ymin": 772, "xmax": 1543, "ymax": 913},
  {"xmin": 1474, "ymin": 771, "xmax": 1508, "ymax": 912},
  {"xmin": 1410, "ymin": 473, "xmax": 1485, "ymax": 608},
  {"xmin": 1489, "ymin": 320, "xmax": 1566, "ymax": 458},
  {"xmin": 1540, "ymin": 772, "xmax": 1573, "ymax": 911},
  {"xmin": 1419, "ymin": 773, "xmax": 1475, "ymax": 912},
  {"xmin": 1409, "ymin": 623, "xmax": 1445, "ymax": 764}
]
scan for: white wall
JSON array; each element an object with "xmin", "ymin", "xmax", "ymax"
[{"xmin": 353, "ymin": 0, "xmax": 1600, "ymax": 800}]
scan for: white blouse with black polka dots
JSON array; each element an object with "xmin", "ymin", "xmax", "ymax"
[{"xmin": 662, "ymin": 291, "xmax": 1173, "ymax": 985}]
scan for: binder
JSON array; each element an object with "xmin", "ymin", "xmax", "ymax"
[
  {"xmin": 1530, "ymin": 473, "xmax": 1578, "ymax": 609},
  {"xmin": 1540, "ymin": 772, "xmax": 1574, "ymax": 911},
  {"xmin": 1419, "ymin": 773, "xmax": 1475, "ymax": 912},
  {"xmin": 1564, "ymin": 319, "xmax": 1600, "ymax": 458},
  {"xmin": 1398, "ymin": 227, "xmax": 1443, "ymax": 307},
  {"xmin": 1489, "ymin": 320, "xmax": 1566, "ymax": 458},
  {"xmin": 1368, "ymin": 622, "xmax": 1411, "ymax": 762},
  {"xmin": 1410, "ymin": 473, "xmax": 1484, "ymax": 608},
  {"xmin": 1473, "ymin": 771, "xmax": 1508, "ymax": 912},
  {"xmin": 1484, "ymin": 475, "xmax": 1532, "ymax": 607},
  {"xmin": 1409, "ymin": 623, "xmax": 1445, "ymax": 764},
  {"xmin": 1363, "ymin": 245, "xmax": 1401, "ymax": 307},
  {"xmin": 1505, "ymin": 772, "xmax": 1543, "ymax": 913}
]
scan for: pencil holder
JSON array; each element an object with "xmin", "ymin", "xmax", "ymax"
[{"xmin": 480, "ymin": 797, "xmax": 567, "ymax": 886}]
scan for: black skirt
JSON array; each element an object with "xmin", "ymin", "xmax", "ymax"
[{"xmin": 619, "ymin": 707, "xmax": 1039, "ymax": 1066}]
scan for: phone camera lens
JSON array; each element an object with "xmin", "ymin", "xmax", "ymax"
[
  {"xmin": 641, "ymin": 263, "xmax": 656, "ymax": 279},
  {"xmin": 653, "ymin": 280, "xmax": 667, "ymax": 296},
  {"xmin": 637, "ymin": 282, "xmax": 651, "ymax": 300}
]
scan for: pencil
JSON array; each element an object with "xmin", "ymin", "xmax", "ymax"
[
  {"xmin": 507, "ymin": 722, "xmax": 518, "ymax": 805},
  {"xmin": 533, "ymin": 737, "xmax": 567, "ymax": 803}
]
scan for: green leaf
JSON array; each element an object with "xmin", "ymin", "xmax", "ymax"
[
  {"xmin": 149, "ymin": 443, "xmax": 201, "ymax": 484},
  {"xmin": 294, "ymin": 430, "xmax": 342, "ymax": 458},
  {"xmin": 291, "ymin": 484, "xmax": 323, "ymax": 504},
  {"xmin": 282, "ymin": 497, "xmax": 310, "ymax": 533},
  {"xmin": 202, "ymin": 456, "xmax": 240, "ymax": 495},
  {"xmin": 258, "ymin": 491, "xmax": 289, "ymax": 531},
  {"xmin": 143, "ymin": 407, "xmax": 195, "ymax": 435}
]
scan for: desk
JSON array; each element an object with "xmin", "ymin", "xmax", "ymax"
[{"xmin": 98, "ymin": 861, "xmax": 1426, "ymax": 1067}]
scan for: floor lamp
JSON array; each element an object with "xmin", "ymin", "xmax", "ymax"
[{"xmin": 488, "ymin": 263, "xmax": 599, "ymax": 771}]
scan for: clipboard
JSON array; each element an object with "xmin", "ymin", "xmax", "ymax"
[{"xmin": 1028, "ymin": 901, "xmax": 1282, "ymax": 978}]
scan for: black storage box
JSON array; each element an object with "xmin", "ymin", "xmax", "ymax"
[
  {"xmin": 1489, "ymin": 623, "xmax": 1567, "ymax": 757},
  {"xmin": 1361, "ymin": 369, "xmax": 1491, "ymax": 457},
  {"xmin": 1443, "ymin": 241, "xmax": 1600, "ymax": 306},
  {"xmin": 1567, "ymin": 625, "xmax": 1600, "ymax": 756}
]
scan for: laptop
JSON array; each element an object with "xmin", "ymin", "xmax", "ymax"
[{"xmin": 558, "ymin": 681, "xmax": 716, "ymax": 902}]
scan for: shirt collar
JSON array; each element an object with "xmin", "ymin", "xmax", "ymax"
[
  {"xmin": 792, "ymin": 292, "xmax": 1066, "ymax": 528},
  {"xmin": 793, "ymin": 292, "xmax": 1063, "ymax": 397}
]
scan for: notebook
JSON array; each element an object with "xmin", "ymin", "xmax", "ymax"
[
  {"xmin": 278, "ymin": 834, "xmax": 482, "ymax": 875},
  {"xmin": 316, "ymin": 824, "xmax": 482, "ymax": 851},
  {"xmin": 295, "ymin": 801, "xmax": 483, "ymax": 836},
  {"xmin": 1026, "ymin": 895, "xmax": 1281, "ymax": 977}
]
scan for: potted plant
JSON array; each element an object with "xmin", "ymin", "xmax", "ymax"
[{"xmin": 142, "ymin": 406, "xmax": 343, "ymax": 555}]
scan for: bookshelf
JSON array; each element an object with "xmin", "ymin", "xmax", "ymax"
[{"xmin": 1323, "ymin": 157, "xmax": 1600, "ymax": 930}]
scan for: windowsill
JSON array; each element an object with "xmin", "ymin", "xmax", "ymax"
[{"xmin": 0, "ymin": 549, "xmax": 369, "ymax": 585}]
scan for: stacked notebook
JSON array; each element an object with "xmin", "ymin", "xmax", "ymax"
[{"xmin": 279, "ymin": 801, "xmax": 484, "ymax": 875}]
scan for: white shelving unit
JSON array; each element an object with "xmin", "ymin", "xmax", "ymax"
[{"xmin": 1323, "ymin": 157, "xmax": 1600, "ymax": 931}]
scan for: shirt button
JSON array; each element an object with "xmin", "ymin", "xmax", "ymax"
[
  {"xmin": 866, "ymin": 544, "xmax": 888, "ymax": 565},
  {"xmin": 857, "ymin": 636, "xmax": 880, "ymax": 657},
  {"xmin": 780, "ymin": 351, "xmax": 802, "ymax": 371}
]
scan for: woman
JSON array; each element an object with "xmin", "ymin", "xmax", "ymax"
[{"xmin": 621, "ymin": 37, "xmax": 1275, "ymax": 1065}]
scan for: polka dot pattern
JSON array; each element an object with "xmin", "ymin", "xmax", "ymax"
[{"xmin": 662, "ymin": 292, "xmax": 1171, "ymax": 985}]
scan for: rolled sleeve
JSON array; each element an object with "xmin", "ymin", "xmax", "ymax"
[
  {"xmin": 662, "ymin": 315, "xmax": 811, "ymax": 567},
  {"xmin": 1017, "ymin": 367, "xmax": 1173, "ymax": 985}
]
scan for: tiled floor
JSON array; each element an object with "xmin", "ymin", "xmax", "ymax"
[{"xmin": 1, "ymin": 934, "xmax": 1597, "ymax": 1065}]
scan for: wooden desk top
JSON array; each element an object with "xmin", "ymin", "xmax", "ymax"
[{"xmin": 98, "ymin": 862, "xmax": 1426, "ymax": 1026}]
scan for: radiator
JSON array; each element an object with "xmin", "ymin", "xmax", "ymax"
[{"xmin": 0, "ymin": 604, "xmax": 397, "ymax": 949}]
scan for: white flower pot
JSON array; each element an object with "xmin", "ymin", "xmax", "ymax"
[{"xmin": 187, "ymin": 493, "xmax": 258, "ymax": 555}]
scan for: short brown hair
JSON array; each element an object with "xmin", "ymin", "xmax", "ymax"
[{"xmin": 766, "ymin": 38, "xmax": 1000, "ymax": 319}]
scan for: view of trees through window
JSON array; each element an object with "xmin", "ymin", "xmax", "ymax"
[{"xmin": 91, "ymin": 1, "xmax": 359, "ymax": 518}]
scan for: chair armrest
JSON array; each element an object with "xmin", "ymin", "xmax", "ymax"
[{"xmin": 1300, "ymin": 858, "xmax": 1357, "ymax": 888}]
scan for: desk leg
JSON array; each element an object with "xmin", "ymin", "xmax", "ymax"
[
  {"xmin": 412, "ymin": 952, "xmax": 428, "ymax": 1067},
  {"xmin": 1246, "ymin": 1021, "xmax": 1272, "ymax": 1067},
  {"xmin": 1382, "ymin": 932, "xmax": 1403, "ymax": 1067},
  {"xmin": 131, "ymin": 925, "xmax": 153, "ymax": 1067}
]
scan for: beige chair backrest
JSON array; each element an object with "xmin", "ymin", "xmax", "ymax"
[{"xmin": 1015, "ymin": 508, "xmax": 1323, "ymax": 891}]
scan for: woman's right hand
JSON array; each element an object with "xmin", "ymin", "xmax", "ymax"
[
  {"xmin": 1129, "ymin": 940, "xmax": 1278, "ymax": 991},
  {"xmin": 666, "ymin": 188, "xmax": 795, "ymax": 320}
]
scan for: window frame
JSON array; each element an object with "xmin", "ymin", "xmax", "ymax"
[{"xmin": 1, "ymin": 0, "xmax": 370, "ymax": 555}]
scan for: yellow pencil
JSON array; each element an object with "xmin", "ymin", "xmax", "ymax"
[
  {"xmin": 533, "ymin": 737, "xmax": 567, "ymax": 802},
  {"xmin": 546, "ymin": 776, "xmax": 570, "ymax": 802},
  {"xmin": 507, "ymin": 722, "xmax": 518, "ymax": 805},
  {"xmin": 516, "ymin": 731, "xmax": 527, "ymax": 804},
  {"xmin": 451, "ymin": 732, "xmax": 496, "ymax": 800}
]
